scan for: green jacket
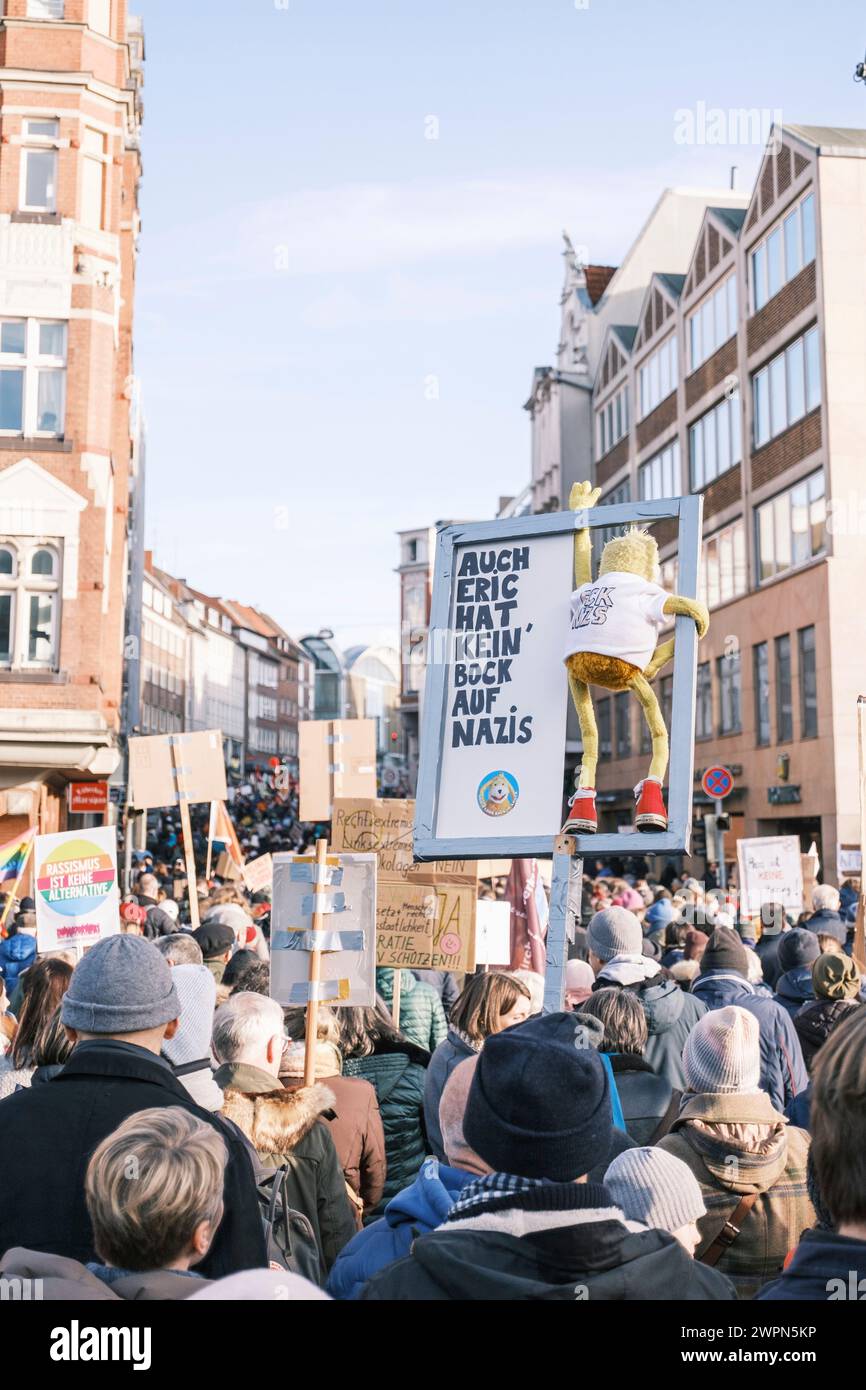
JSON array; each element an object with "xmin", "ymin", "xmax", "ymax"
[
  {"xmin": 376, "ymin": 969, "xmax": 448, "ymax": 1053},
  {"xmin": 343, "ymin": 1043, "xmax": 429, "ymax": 1215}
]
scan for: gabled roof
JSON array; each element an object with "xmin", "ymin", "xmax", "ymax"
[
  {"xmin": 656, "ymin": 272, "xmax": 685, "ymax": 299},
  {"xmin": 682, "ymin": 205, "xmax": 743, "ymax": 303},
  {"xmin": 594, "ymin": 323, "xmax": 636, "ymax": 395},
  {"xmin": 783, "ymin": 124, "xmax": 866, "ymax": 157},
  {"xmin": 220, "ymin": 599, "xmax": 275, "ymax": 640},
  {"xmin": 710, "ymin": 206, "xmax": 746, "ymax": 235},
  {"xmin": 632, "ymin": 272, "xmax": 682, "ymax": 356},
  {"xmin": 611, "ymin": 324, "xmax": 637, "ymax": 351}
]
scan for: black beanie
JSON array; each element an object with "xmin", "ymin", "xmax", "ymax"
[
  {"xmin": 463, "ymin": 1012, "xmax": 613, "ymax": 1181},
  {"xmin": 778, "ymin": 927, "xmax": 821, "ymax": 972},
  {"xmin": 699, "ymin": 925, "xmax": 749, "ymax": 977}
]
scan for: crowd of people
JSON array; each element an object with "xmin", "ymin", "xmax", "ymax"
[{"xmin": 0, "ymin": 841, "xmax": 864, "ymax": 1303}]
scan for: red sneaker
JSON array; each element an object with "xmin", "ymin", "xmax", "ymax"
[
  {"xmin": 634, "ymin": 778, "xmax": 667, "ymax": 832},
  {"xmin": 562, "ymin": 788, "xmax": 597, "ymax": 834}
]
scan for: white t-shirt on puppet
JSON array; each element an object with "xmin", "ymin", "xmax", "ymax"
[{"xmin": 564, "ymin": 570, "xmax": 670, "ymax": 672}]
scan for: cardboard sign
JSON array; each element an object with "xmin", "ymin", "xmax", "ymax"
[
  {"xmin": 34, "ymin": 826, "xmax": 120, "ymax": 952},
  {"xmin": 332, "ymin": 798, "xmax": 476, "ymax": 885},
  {"xmin": 242, "ymin": 853, "xmax": 274, "ymax": 895},
  {"xmin": 737, "ymin": 835, "xmax": 804, "ymax": 918},
  {"xmin": 298, "ymin": 720, "xmax": 377, "ymax": 821},
  {"xmin": 129, "ymin": 730, "xmax": 227, "ymax": 810},
  {"xmin": 270, "ymin": 851, "xmax": 376, "ymax": 1007},
  {"xmin": 377, "ymin": 880, "xmax": 476, "ymax": 972},
  {"xmin": 474, "ymin": 898, "xmax": 512, "ymax": 966},
  {"xmin": 68, "ymin": 782, "xmax": 109, "ymax": 816},
  {"xmin": 215, "ymin": 850, "xmax": 243, "ymax": 882}
]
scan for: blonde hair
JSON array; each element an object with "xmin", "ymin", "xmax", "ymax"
[{"xmin": 85, "ymin": 1107, "xmax": 226, "ymax": 1271}]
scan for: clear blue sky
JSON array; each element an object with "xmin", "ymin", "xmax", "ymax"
[{"xmin": 136, "ymin": 0, "xmax": 866, "ymax": 649}]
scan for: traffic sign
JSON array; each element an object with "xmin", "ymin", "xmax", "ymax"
[
  {"xmin": 68, "ymin": 781, "xmax": 109, "ymax": 815},
  {"xmin": 701, "ymin": 765, "xmax": 734, "ymax": 799}
]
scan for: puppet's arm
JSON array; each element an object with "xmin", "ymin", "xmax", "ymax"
[
  {"xmin": 568, "ymin": 481, "xmax": 602, "ymax": 589},
  {"xmin": 662, "ymin": 594, "xmax": 710, "ymax": 639}
]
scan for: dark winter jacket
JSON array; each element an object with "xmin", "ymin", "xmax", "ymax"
[
  {"xmin": 755, "ymin": 932, "xmax": 784, "ymax": 988},
  {"xmin": 327, "ymin": 1158, "xmax": 476, "ymax": 1300},
  {"xmin": 690, "ymin": 970, "xmax": 808, "ymax": 1112},
  {"xmin": 0, "ymin": 930, "xmax": 37, "ymax": 990},
  {"xmin": 594, "ymin": 967, "xmax": 708, "ymax": 1089},
  {"xmin": 607, "ymin": 1053, "xmax": 679, "ymax": 1145},
  {"xmin": 785, "ymin": 1083, "xmax": 811, "ymax": 1131},
  {"xmin": 216, "ymin": 1061, "xmax": 355, "ymax": 1277},
  {"xmin": 412, "ymin": 970, "xmax": 461, "ymax": 1017},
  {"xmin": 802, "ymin": 908, "xmax": 847, "ymax": 946},
  {"xmin": 376, "ymin": 969, "xmax": 447, "ymax": 1054},
  {"xmin": 793, "ymin": 997, "xmax": 861, "ymax": 1072},
  {"xmin": 0, "ymin": 1040, "xmax": 266, "ymax": 1278},
  {"xmin": 343, "ymin": 1040, "xmax": 430, "ymax": 1213},
  {"xmin": 773, "ymin": 966, "xmax": 815, "ymax": 1019},
  {"xmin": 284, "ymin": 1071, "xmax": 387, "ymax": 1217},
  {"xmin": 424, "ymin": 1028, "xmax": 479, "ymax": 1162},
  {"xmin": 360, "ymin": 1181, "xmax": 736, "ymax": 1301},
  {"xmin": 757, "ymin": 1230, "xmax": 866, "ymax": 1300}
]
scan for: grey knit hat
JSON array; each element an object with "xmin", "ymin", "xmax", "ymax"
[
  {"xmin": 605, "ymin": 1147, "xmax": 706, "ymax": 1233},
  {"xmin": 682, "ymin": 1004, "xmax": 761, "ymax": 1094},
  {"xmin": 62, "ymin": 934, "xmax": 180, "ymax": 1034},
  {"xmin": 586, "ymin": 906, "xmax": 642, "ymax": 961}
]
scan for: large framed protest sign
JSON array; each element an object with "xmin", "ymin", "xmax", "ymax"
[
  {"xmin": 34, "ymin": 826, "xmax": 120, "ymax": 953},
  {"xmin": 414, "ymin": 496, "xmax": 704, "ymax": 860}
]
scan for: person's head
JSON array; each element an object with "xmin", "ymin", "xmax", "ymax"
[
  {"xmin": 334, "ymin": 999, "xmax": 411, "ymax": 1060},
  {"xmin": 578, "ymin": 987, "xmax": 648, "ymax": 1056},
  {"xmin": 10, "ymin": 957, "xmax": 73, "ymax": 1069},
  {"xmin": 284, "ymin": 1004, "xmax": 339, "ymax": 1047},
  {"xmin": 683, "ymin": 928, "xmax": 708, "ymax": 962},
  {"xmin": 192, "ymin": 922, "xmax": 235, "ymax": 964},
  {"xmin": 777, "ymin": 927, "xmax": 821, "ymax": 975},
  {"xmin": 462, "ymin": 1011, "xmax": 614, "ymax": 1181},
  {"xmin": 605, "ymin": 1147, "xmax": 706, "ymax": 1255},
  {"xmin": 698, "ymin": 925, "xmax": 748, "ymax": 978},
  {"xmin": 137, "ymin": 873, "xmax": 159, "ymax": 901},
  {"xmin": 812, "ymin": 951, "xmax": 861, "ymax": 1001},
  {"xmin": 229, "ymin": 962, "xmax": 269, "ymax": 997},
  {"xmin": 682, "ymin": 1005, "xmax": 761, "ymax": 1096},
  {"xmin": 220, "ymin": 948, "xmax": 259, "ymax": 989},
  {"xmin": 586, "ymin": 907, "xmax": 642, "ymax": 974},
  {"xmin": 816, "ymin": 933, "xmax": 844, "ymax": 957},
  {"xmin": 85, "ymin": 1107, "xmax": 226, "ymax": 1273},
  {"xmin": 448, "ymin": 972, "xmax": 532, "ymax": 1044},
  {"xmin": 154, "ymin": 934, "xmax": 204, "ymax": 968},
  {"xmin": 812, "ymin": 884, "xmax": 841, "ymax": 914},
  {"xmin": 565, "ymin": 959, "xmax": 595, "ymax": 1009},
  {"xmin": 811, "ymin": 1008, "xmax": 866, "ymax": 1233},
  {"xmin": 212, "ymin": 991, "xmax": 285, "ymax": 1077},
  {"xmin": 159, "ymin": 898, "xmax": 180, "ymax": 925},
  {"xmin": 61, "ymin": 935, "xmax": 180, "ymax": 1054},
  {"xmin": 438, "ymin": 1055, "xmax": 492, "ymax": 1177},
  {"xmin": 504, "ymin": 969, "xmax": 544, "ymax": 1017}
]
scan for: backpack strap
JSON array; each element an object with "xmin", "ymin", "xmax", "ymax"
[
  {"xmin": 646, "ymin": 1089, "xmax": 682, "ymax": 1146},
  {"xmin": 699, "ymin": 1192, "xmax": 759, "ymax": 1267}
]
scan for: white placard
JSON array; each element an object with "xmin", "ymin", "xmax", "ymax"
[
  {"xmin": 434, "ymin": 532, "xmax": 573, "ymax": 842},
  {"xmin": 34, "ymin": 826, "xmax": 120, "ymax": 953},
  {"xmin": 270, "ymin": 851, "xmax": 376, "ymax": 1007},
  {"xmin": 837, "ymin": 846, "xmax": 861, "ymax": 882},
  {"xmin": 474, "ymin": 899, "xmax": 512, "ymax": 966},
  {"xmin": 737, "ymin": 835, "xmax": 804, "ymax": 917}
]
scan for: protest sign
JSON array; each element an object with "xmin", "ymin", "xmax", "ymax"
[
  {"xmin": 242, "ymin": 853, "xmax": 273, "ymax": 894},
  {"xmin": 128, "ymin": 730, "xmax": 227, "ymax": 810},
  {"xmin": 270, "ymin": 849, "xmax": 376, "ymax": 1008},
  {"xmin": 34, "ymin": 826, "xmax": 119, "ymax": 953},
  {"xmin": 298, "ymin": 720, "xmax": 377, "ymax": 821},
  {"xmin": 837, "ymin": 845, "xmax": 861, "ymax": 882},
  {"xmin": 332, "ymin": 798, "xmax": 476, "ymax": 884},
  {"xmin": 737, "ymin": 835, "xmax": 804, "ymax": 917},
  {"xmin": 474, "ymin": 898, "xmax": 512, "ymax": 966}
]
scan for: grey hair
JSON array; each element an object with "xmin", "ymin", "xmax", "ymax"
[
  {"xmin": 812, "ymin": 884, "xmax": 840, "ymax": 913},
  {"xmin": 212, "ymin": 991, "xmax": 284, "ymax": 1064},
  {"xmin": 154, "ymin": 934, "xmax": 203, "ymax": 967}
]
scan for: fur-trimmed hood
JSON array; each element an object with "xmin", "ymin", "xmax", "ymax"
[{"xmin": 221, "ymin": 1081, "xmax": 336, "ymax": 1156}]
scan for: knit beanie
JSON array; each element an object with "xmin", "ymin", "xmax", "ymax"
[
  {"xmin": 605, "ymin": 1146, "xmax": 706, "ymax": 1233},
  {"xmin": 778, "ymin": 928, "xmax": 821, "ymax": 973},
  {"xmin": 683, "ymin": 928, "xmax": 708, "ymax": 961},
  {"xmin": 683, "ymin": 1004, "xmax": 761, "ymax": 1094},
  {"xmin": 699, "ymin": 925, "xmax": 748, "ymax": 977},
  {"xmin": 813, "ymin": 951, "xmax": 861, "ymax": 1001},
  {"xmin": 463, "ymin": 1011, "xmax": 613, "ymax": 1181},
  {"xmin": 62, "ymin": 934, "xmax": 180, "ymax": 1034},
  {"xmin": 161, "ymin": 965, "xmax": 216, "ymax": 1067},
  {"xmin": 587, "ymin": 907, "xmax": 642, "ymax": 962},
  {"xmin": 565, "ymin": 959, "xmax": 595, "ymax": 1004},
  {"xmin": 439, "ymin": 1054, "xmax": 490, "ymax": 1177}
]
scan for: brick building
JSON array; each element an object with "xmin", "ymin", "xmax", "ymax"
[
  {"xmin": 545, "ymin": 124, "xmax": 866, "ymax": 880},
  {"xmin": 0, "ymin": 0, "xmax": 143, "ymax": 844}
]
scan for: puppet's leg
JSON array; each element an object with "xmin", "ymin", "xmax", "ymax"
[
  {"xmin": 629, "ymin": 673, "xmax": 668, "ymax": 831},
  {"xmin": 564, "ymin": 672, "xmax": 598, "ymax": 833}
]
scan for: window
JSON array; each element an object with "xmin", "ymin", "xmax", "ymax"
[
  {"xmin": 598, "ymin": 699, "xmax": 611, "ymax": 758},
  {"xmin": 81, "ymin": 127, "xmax": 107, "ymax": 230},
  {"xmin": 696, "ymin": 662, "xmax": 712, "ymax": 739},
  {"xmin": 775, "ymin": 634, "xmax": 793, "ymax": 743},
  {"xmin": 717, "ymin": 650, "xmax": 742, "ymax": 735},
  {"xmin": 20, "ymin": 117, "xmax": 59, "ymax": 212},
  {"xmin": 689, "ymin": 390, "xmax": 741, "ymax": 490},
  {"xmin": 638, "ymin": 439, "xmax": 680, "ymax": 501},
  {"xmin": 0, "ymin": 539, "xmax": 61, "ymax": 668},
  {"xmin": 638, "ymin": 336, "xmax": 677, "ymax": 419},
  {"xmin": 755, "ymin": 469, "xmax": 825, "ymax": 582},
  {"xmin": 28, "ymin": 0, "xmax": 65, "ymax": 14},
  {"xmin": 700, "ymin": 518, "xmax": 747, "ymax": 608},
  {"xmin": 798, "ymin": 625, "xmax": 817, "ymax": 738},
  {"xmin": 0, "ymin": 319, "xmax": 67, "ymax": 437},
  {"xmin": 596, "ymin": 383, "xmax": 629, "ymax": 456},
  {"xmin": 89, "ymin": 0, "xmax": 111, "ymax": 33},
  {"xmin": 752, "ymin": 326, "xmax": 820, "ymax": 447},
  {"xmin": 751, "ymin": 193, "xmax": 817, "ymax": 311},
  {"xmin": 660, "ymin": 675, "xmax": 673, "ymax": 732},
  {"xmin": 753, "ymin": 643, "xmax": 770, "ymax": 746},
  {"xmin": 688, "ymin": 274, "xmax": 738, "ymax": 370},
  {"xmin": 615, "ymin": 692, "xmax": 631, "ymax": 758}
]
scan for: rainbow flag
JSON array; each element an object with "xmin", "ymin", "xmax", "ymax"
[{"xmin": 0, "ymin": 826, "xmax": 35, "ymax": 884}]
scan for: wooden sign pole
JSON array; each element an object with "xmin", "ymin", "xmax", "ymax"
[
  {"xmin": 170, "ymin": 735, "xmax": 201, "ymax": 933},
  {"xmin": 304, "ymin": 837, "xmax": 329, "ymax": 1086},
  {"xmin": 853, "ymin": 697, "xmax": 866, "ymax": 972}
]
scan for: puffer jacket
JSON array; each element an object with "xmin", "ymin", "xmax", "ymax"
[
  {"xmin": 773, "ymin": 967, "xmax": 815, "ymax": 1019},
  {"xmin": 343, "ymin": 1040, "xmax": 430, "ymax": 1214},
  {"xmin": 658, "ymin": 1091, "xmax": 814, "ymax": 1298},
  {"xmin": 690, "ymin": 970, "xmax": 808, "ymax": 1112},
  {"xmin": 0, "ymin": 930, "xmax": 37, "ymax": 991},
  {"xmin": 376, "ymin": 969, "xmax": 447, "ymax": 1054},
  {"xmin": 423, "ymin": 1028, "xmax": 479, "ymax": 1162},
  {"xmin": 594, "ymin": 966, "xmax": 707, "ymax": 1089},
  {"xmin": 793, "ymin": 996, "xmax": 861, "ymax": 1072}
]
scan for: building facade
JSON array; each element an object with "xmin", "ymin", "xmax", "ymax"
[
  {"xmin": 139, "ymin": 556, "xmax": 188, "ymax": 737},
  {"xmin": 395, "ymin": 525, "xmax": 435, "ymax": 786},
  {"xmin": 0, "ymin": 0, "xmax": 143, "ymax": 843}
]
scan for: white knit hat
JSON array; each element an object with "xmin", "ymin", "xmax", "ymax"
[
  {"xmin": 682, "ymin": 1004, "xmax": 761, "ymax": 1094},
  {"xmin": 605, "ymin": 1147, "xmax": 706, "ymax": 1233}
]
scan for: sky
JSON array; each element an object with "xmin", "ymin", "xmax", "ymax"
[{"xmin": 135, "ymin": 0, "xmax": 866, "ymax": 651}]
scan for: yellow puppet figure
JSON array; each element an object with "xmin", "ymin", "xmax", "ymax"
[{"xmin": 562, "ymin": 480, "xmax": 709, "ymax": 834}]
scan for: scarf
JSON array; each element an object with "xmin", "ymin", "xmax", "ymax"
[{"xmin": 598, "ymin": 953, "xmax": 661, "ymax": 987}]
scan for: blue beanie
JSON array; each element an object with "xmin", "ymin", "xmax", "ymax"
[
  {"xmin": 463, "ymin": 1011, "xmax": 613, "ymax": 1181},
  {"xmin": 778, "ymin": 928, "xmax": 821, "ymax": 972}
]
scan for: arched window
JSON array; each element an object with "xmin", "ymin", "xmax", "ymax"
[
  {"xmin": 0, "ymin": 539, "xmax": 61, "ymax": 668},
  {"xmin": 31, "ymin": 547, "xmax": 55, "ymax": 577}
]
